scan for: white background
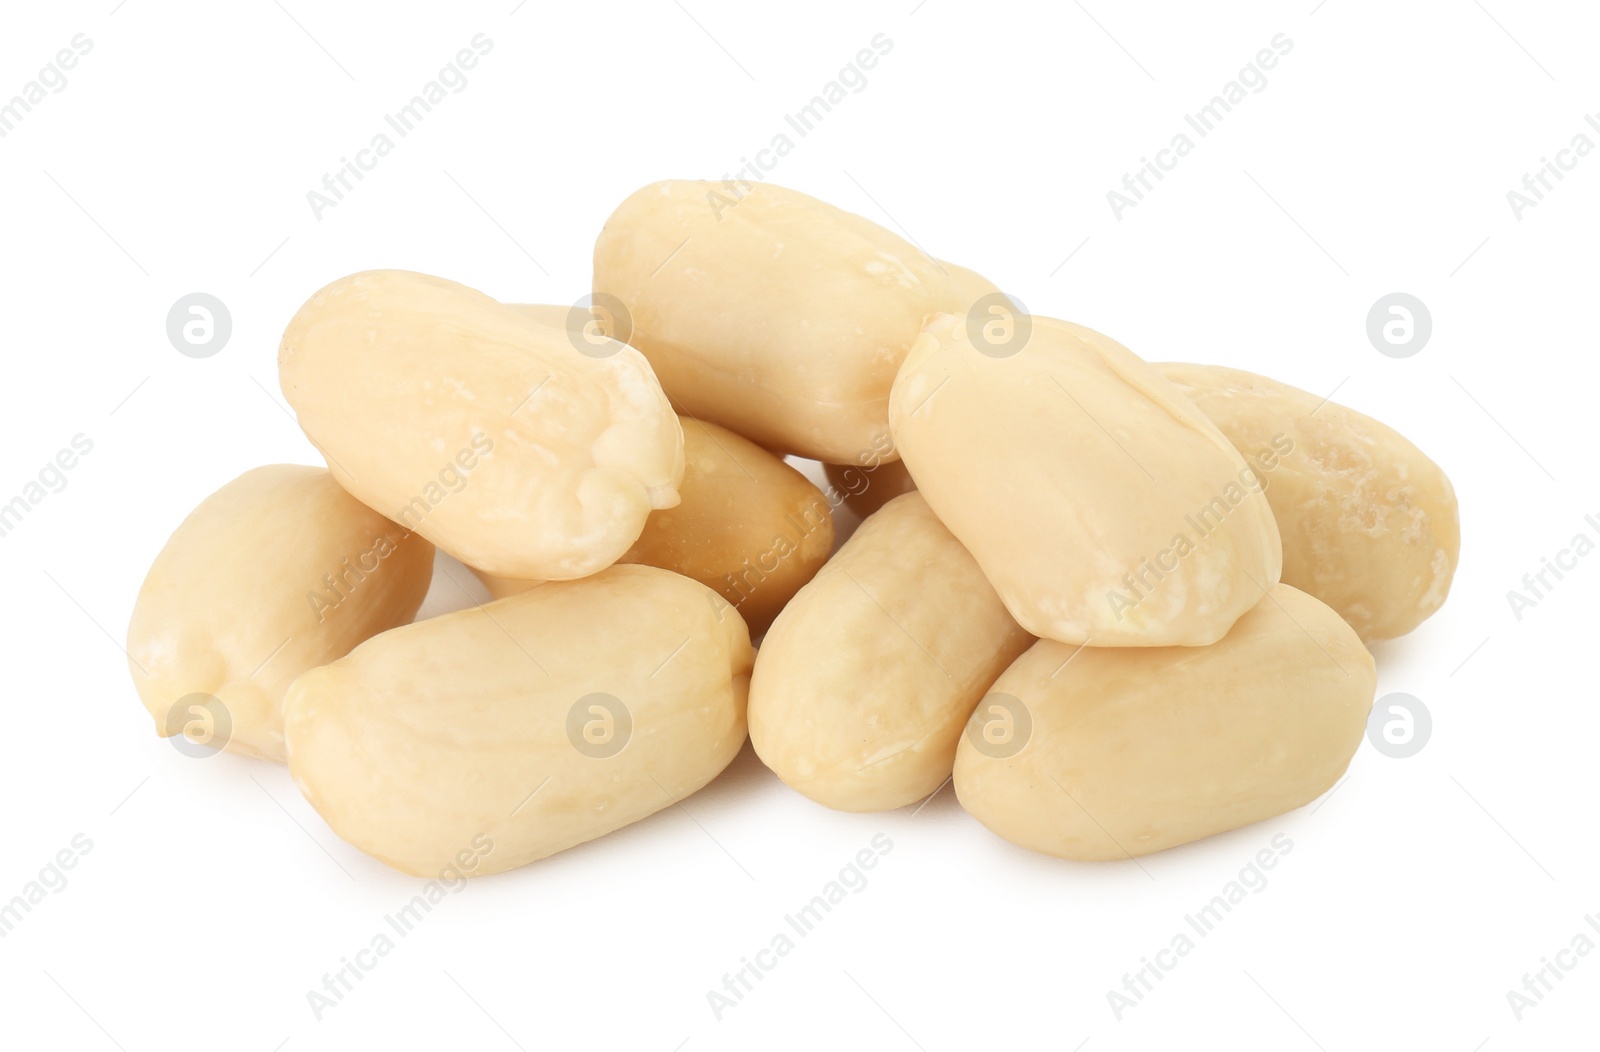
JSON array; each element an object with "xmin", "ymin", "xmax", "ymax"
[{"xmin": 1, "ymin": 1, "xmax": 1596, "ymax": 1049}]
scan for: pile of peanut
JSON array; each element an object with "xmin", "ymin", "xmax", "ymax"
[{"xmin": 128, "ymin": 180, "xmax": 1459, "ymax": 876}]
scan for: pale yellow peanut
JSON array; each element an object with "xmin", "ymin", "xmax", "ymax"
[
  {"xmin": 279, "ymin": 270, "xmax": 683, "ymax": 580},
  {"xmin": 509, "ymin": 303, "xmax": 576, "ymax": 330},
  {"xmin": 750, "ymin": 493, "xmax": 1033, "ymax": 811},
  {"xmin": 475, "ymin": 416, "xmax": 833, "ymax": 635},
  {"xmin": 284, "ymin": 564, "xmax": 752, "ymax": 877},
  {"xmin": 593, "ymin": 180, "xmax": 966, "ymax": 462},
  {"xmin": 823, "ymin": 456, "xmax": 916, "ymax": 521},
  {"xmin": 954, "ymin": 583, "xmax": 1375, "ymax": 860},
  {"xmin": 889, "ymin": 313, "xmax": 1282, "ymax": 647},
  {"xmin": 1159, "ymin": 362, "xmax": 1459, "ymax": 641},
  {"xmin": 939, "ymin": 260, "xmax": 1004, "ymax": 308},
  {"xmin": 510, "ymin": 302, "xmax": 625, "ymax": 364},
  {"xmin": 815, "ymin": 258, "xmax": 991, "ymax": 521},
  {"xmin": 127, "ymin": 465, "xmax": 433, "ymax": 762},
  {"xmin": 472, "ymin": 570, "xmax": 543, "ymax": 601}
]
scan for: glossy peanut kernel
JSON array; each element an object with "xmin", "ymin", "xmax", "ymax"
[
  {"xmin": 128, "ymin": 465, "xmax": 433, "ymax": 762},
  {"xmin": 954, "ymin": 584, "xmax": 1375, "ymax": 860},
  {"xmin": 889, "ymin": 313, "xmax": 1282, "ymax": 647},
  {"xmin": 474, "ymin": 416, "xmax": 833, "ymax": 635},
  {"xmin": 284, "ymin": 564, "xmax": 752, "ymax": 877},
  {"xmin": 279, "ymin": 269, "xmax": 683, "ymax": 581},
  {"xmin": 750, "ymin": 493, "xmax": 1032, "ymax": 811},
  {"xmin": 593, "ymin": 180, "xmax": 966, "ymax": 462},
  {"xmin": 1160, "ymin": 362, "xmax": 1459, "ymax": 641}
]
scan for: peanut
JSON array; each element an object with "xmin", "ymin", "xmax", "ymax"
[
  {"xmin": 283, "ymin": 564, "xmax": 752, "ymax": 876},
  {"xmin": 127, "ymin": 465, "xmax": 433, "ymax": 762},
  {"xmin": 474, "ymin": 415, "xmax": 834, "ymax": 634},
  {"xmin": 940, "ymin": 260, "xmax": 1003, "ymax": 308},
  {"xmin": 889, "ymin": 312, "xmax": 1283, "ymax": 646},
  {"xmin": 593, "ymin": 180, "xmax": 966, "ymax": 462},
  {"xmin": 823, "ymin": 456, "xmax": 916, "ymax": 521},
  {"xmin": 509, "ymin": 303, "xmax": 576, "ymax": 331},
  {"xmin": 815, "ymin": 267, "xmax": 986, "ymax": 521},
  {"xmin": 954, "ymin": 583, "xmax": 1375, "ymax": 860},
  {"xmin": 278, "ymin": 270, "xmax": 684, "ymax": 581},
  {"xmin": 749, "ymin": 493, "xmax": 1032, "ymax": 811},
  {"xmin": 1159, "ymin": 362, "xmax": 1459, "ymax": 641}
]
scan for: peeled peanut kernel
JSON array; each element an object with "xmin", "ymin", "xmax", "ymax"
[
  {"xmin": 823, "ymin": 456, "xmax": 916, "ymax": 521},
  {"xmin": 940, "ymin": 260, "xmax": 1003, "ymax": 308},
  {"xmin": 283, "ymin": 564, "xmax": 752, "ymax": 877},
  {"xmin": 889, "ymin": 313, "xmax": 1283, "ymax": 647},
  {"xmin": 472, "ymin": 570, "xmax": 543, "ymax": 601},
  {"xmin": 823, "ymin": 259, "xmax": 1000, "ymax": 515},
  {"xmin": 954, "ymin": 583, "xmax": 1375, "ymax": 860},
  {"xmin": 593, "ymin": 180, "xmax": 966, "ymax": 462},
  {"xmin": 1159, "ymin": 362, "xmax": 1460, "ymax": 641},
  {"xmin": 127, "ymin": 465, "xmax": 433, "ymax": 762},
  {"xmin": 475, "ymin": 415, "xmax": 834, "ymax": 635},
  {"xmin": 279, "ymin": 270, "xmax": 684, "ymax": 581},
  {"xmin": 749, "ymin": 493, "xmax": 1033, "ymax": 812},
  {"xmin": 510, "ymin": 303, "xmax": 576, "ymax": 331}
]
